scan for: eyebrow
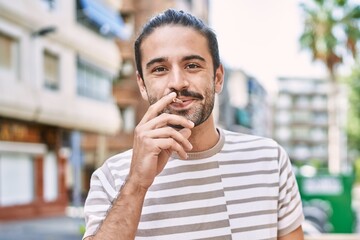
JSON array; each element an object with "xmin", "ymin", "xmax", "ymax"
[
  {"xmin": 146, "ymin": 57, "xmax": 167, "ymax": 69},
  {"xmin": 145, "ymin": 54, "xmax": 206, "ymax": 70},
  {"xmin": 182, "ymin": 54, "xmax": 206, "ymax": 63}
]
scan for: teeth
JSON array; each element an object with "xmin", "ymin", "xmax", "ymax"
[{"xmin": 172, "ymin": 98, "xmax": 183, "ymax": 103}]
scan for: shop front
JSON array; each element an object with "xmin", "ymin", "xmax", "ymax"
[{"xmin": 0, "ymin": 118, "xmax": 68, "ymax": 220}]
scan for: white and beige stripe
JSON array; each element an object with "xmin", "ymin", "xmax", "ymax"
[{"xmin": 83, "ymin": 129, "xmax": 304, "ymax": 239}]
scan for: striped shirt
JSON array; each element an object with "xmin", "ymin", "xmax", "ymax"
[{"xmin": 83, "ymin": 129, "xmax": 304, "ymax": 239}]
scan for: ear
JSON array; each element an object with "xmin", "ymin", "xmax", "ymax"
[
  {"xmin": 136, "ymin": 71, "xmax": 149, "ymax": 101},
  {"xmin": 214, "ymin": 64, "xmax": 225, "ymax": 93}
]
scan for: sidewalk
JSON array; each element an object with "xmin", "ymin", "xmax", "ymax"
[{"xmin": 0, "ymin": 215, "xmax": 84, "ymax": 240}]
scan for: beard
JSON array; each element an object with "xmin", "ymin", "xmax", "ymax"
[{"xmin": 148, "ymin": 85, "xmax": 215, "ymax": 128}]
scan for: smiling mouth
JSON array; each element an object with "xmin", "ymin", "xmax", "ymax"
[
  {"xmin": 172, "ymin": 98, "xmax": 183, "ymax": 103},
  {"xmin": 170, "ymin": 98, "xmax": 196, "ymax": 109},
  {"xmin": 167, "ymin": 98, "xmax": 193, "ymax": 129}
]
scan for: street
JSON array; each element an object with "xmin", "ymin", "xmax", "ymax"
[{"xmin": 0, "ymin": 216, "xmax": 84, "ymax": 240}]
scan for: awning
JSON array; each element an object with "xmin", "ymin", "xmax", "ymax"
[{"xmin": 79, "ymin": 0, "xmax": 129, "ymax": 40}]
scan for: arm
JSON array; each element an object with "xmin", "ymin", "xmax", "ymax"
[
  {"xmin": 84, "ymin": 92, "xmax": 194, "ymax": 239},
  {"xmin": 278, "ymin": 226, "xmax": 304, "ymax": 240},
  {"xmin": 85, "ymin": 179, "xmax": 148, "ymax": 240}
]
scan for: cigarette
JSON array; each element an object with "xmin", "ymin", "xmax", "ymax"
[{"xmin": 172, "ymin": 98, "xmax": 183, "ymax": 103}]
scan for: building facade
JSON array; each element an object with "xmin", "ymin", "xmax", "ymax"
[
  {"xmin": 218, "ymin": 68, "xmax": 271, "ymax": 137},
  {"xmin": 273, "ymin": 77, "xmax": 348, "ymax": 168},
  {"xmin": 0, "ymin": 0, "xmax": 125, "ymax": 220}
]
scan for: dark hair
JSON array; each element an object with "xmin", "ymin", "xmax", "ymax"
[{"xmin": 134, "ymin": 9, "xmax": 220, "ymax": 80}]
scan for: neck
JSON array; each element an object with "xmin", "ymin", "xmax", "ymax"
[{"xmin": 188, "ymin": 114, "xmax": 219, "ymax": 152}]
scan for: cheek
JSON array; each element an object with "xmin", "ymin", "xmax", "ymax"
[
  {"xmin": 143, "ymin": 80, "xmax": 162, "ymax": 98},
  {"xmin": 145, "ymin": 85, "xmax": 166, "ymax": 104}
]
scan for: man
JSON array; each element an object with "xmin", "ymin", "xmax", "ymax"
[{"xmin": 83, "ymin": 9, "xmax": 304, "ymax": 240}]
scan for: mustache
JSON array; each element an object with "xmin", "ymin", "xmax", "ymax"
[{"xmin": 173, "ymin": 89, "xmax": 204, "ymax": 100}]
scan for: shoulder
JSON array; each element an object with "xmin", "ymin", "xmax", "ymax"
[
  {"xmin": 219, "ymin": 129, "xmax": 289, "ymax": 166},
  {"xmin": 221, "ymin": 129, "xmax": 280, "ymax": 149},
  {"xmin": 97, "ymin": 149, "xmax": 133, "ymax": 173},
  {"xmin": 91, "ymin": 149, "xmax": 133, "ymax": 191}
]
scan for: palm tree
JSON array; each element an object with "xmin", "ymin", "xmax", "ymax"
[{"xmin": 299, "ymin": 0, "xmax": 360, "ymax": 173}]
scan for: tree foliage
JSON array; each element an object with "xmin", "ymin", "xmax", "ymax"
[{"xmin": 299, "ymin": 0, "xmax": 360, "ymax": 80}]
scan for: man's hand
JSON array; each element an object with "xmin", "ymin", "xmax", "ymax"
[
  {"xmin": 88, "ymin": 92, "xmax": 194, "ymax": 240},
  {"xmin": 129, "ymin": 91, "xmax": 194, "ymax": 190}
]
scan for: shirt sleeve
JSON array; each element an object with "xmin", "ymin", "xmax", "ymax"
[
  {"xmin": 82, "ymin": 164, "xmax": 119, "ymax": 239},
  {"xmin": 277, "ymin": 145, "xmax": 304, "ymax": 236}
]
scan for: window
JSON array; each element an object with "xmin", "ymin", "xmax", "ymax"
[
  {"xmin": 277, "ymin": 94, "xmax": 292, "ymax": 109},
  {"xmin": 120, "ymin": 11, "xmax": 135, "ymax": 38},
  {"xmin": 0, "ymin": 153, "xmax": 34, "ymax": 206},
  {"xmin": 41, "ymin": 0, "xmax": 56, "ymax": 11},
  {"xmin": 0, "ymin": 32, "xmax": 19, "ymax": 80},
  {"xmin": 295, "ymin": 96, "xmax": 310, "ymax": 109},
  {"xmin": 310, "ymin": 127, "xmax": 327, "ymax": 141},
  {"xmin": 276, "ymin": 127, "xmax": 291, "ymax": 141},
  {"xmin": 76, "ymin": 0, "xmax": 129, "ymax": 39},
  {"xmin": 293, "ymin": 144, "xmax": 311, "ymax": 160},
  {"xmin": 275, "ymin": 111, "xmax": 290, "ymax": 124},
  {"xmin": 312, "ymin": 145, "xmax": 328, "ymax": 158},
  {"xmin": 119, "ymin": 58, "xmax": 134, "ymax": 79},
  {"xmin": 77, "ymin": 58, "xmax": 113, "ymax": 101},
  {"xmin": 235, "ymin": 108, "xmax": 251, "ymax": 128},
  {"xmin": 292, "ymin": 110, "xmax": 311, "ymax": 123},
  {"xmin": 292, "ymin": 126, "xmax": 310, "ymax": 140},
  {"xmin": 313, "ymin": 112, "xmax": 328, "ymax": 125},
  {"xmin": 312, "ymin": 95, "xmax": 327, "ymax": 110},
  {"xmin": 43, "ymin": 151, "xmax": 58, "ymax": 202},
  {"xmin": 43, "ymin": 50, "xmax": 60, "ymax": 90}
]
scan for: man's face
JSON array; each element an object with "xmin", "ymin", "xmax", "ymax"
[{"xmin": 137, "ymin": 25, "xmax": 223, "ymax": 127}]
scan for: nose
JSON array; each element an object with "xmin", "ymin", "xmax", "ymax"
[{"xmin": 167, "ymin": 67, "xmax": 189, "ymax": 92}]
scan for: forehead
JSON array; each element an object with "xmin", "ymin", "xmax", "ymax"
[{"xmin": 140, "ymin": 25, "xmax": 211, "ymax": 63}]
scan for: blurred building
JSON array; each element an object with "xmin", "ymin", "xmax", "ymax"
[
  {"xmin": 273, "ymin": 77, "xmax": 348, "ymax": 167},
  {"xmin": 218, "ymin": 68, "xmax": 271, "ymax": 137},
  {"xmin": 0, "ymin": 0, "xmax": 126, "ymax": 220},
  {"xmin": 81, "ymin": 0, "xmax": 210, "ymax": 191}
]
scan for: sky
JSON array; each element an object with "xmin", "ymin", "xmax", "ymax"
[{"xmin": 209, "ymin": 0, "xmax": 327, "ymax": 95}]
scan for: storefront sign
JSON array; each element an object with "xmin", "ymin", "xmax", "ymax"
[
  {"xmin": 303, "ymin": 176, "xmax": 343, "ymax": 195},
  {"xmin": 0, "ymin": 120, "xmax": 40, "ymax": 143}
]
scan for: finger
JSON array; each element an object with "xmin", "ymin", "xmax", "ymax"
[
  {"xmin": 178, "ymin": 127, "xmax": 192, "ymax": 140},
  {"xmin": 178, "ymin": 128, "xmax": 193, "ymax": 151},
  {"xmin": 155, "ymin": 138, "xmax": 189, "ymax": 160},
  {"xmin": 139, "ymin": 92, "xmax": 177, "ymax": 124},
  {"xmin": 149, "ymin": 113, "xmax": 194, "ymax": 130},
  {"xmin": 146, "ymin": 127, "xmax": 193, "ymax": 151}
]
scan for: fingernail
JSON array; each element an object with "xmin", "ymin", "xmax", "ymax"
[{"xmin": 173, "ymin": 98, "xmax": 183, "ymax": 103}]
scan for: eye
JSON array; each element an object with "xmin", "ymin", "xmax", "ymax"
[
  {"xmin": 152, "ymin": 66, "xmax": 167, "ymax": 73},
  {"xmin": 185, "ymin": 63, "xmax": 200, "ymax": 69}
]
